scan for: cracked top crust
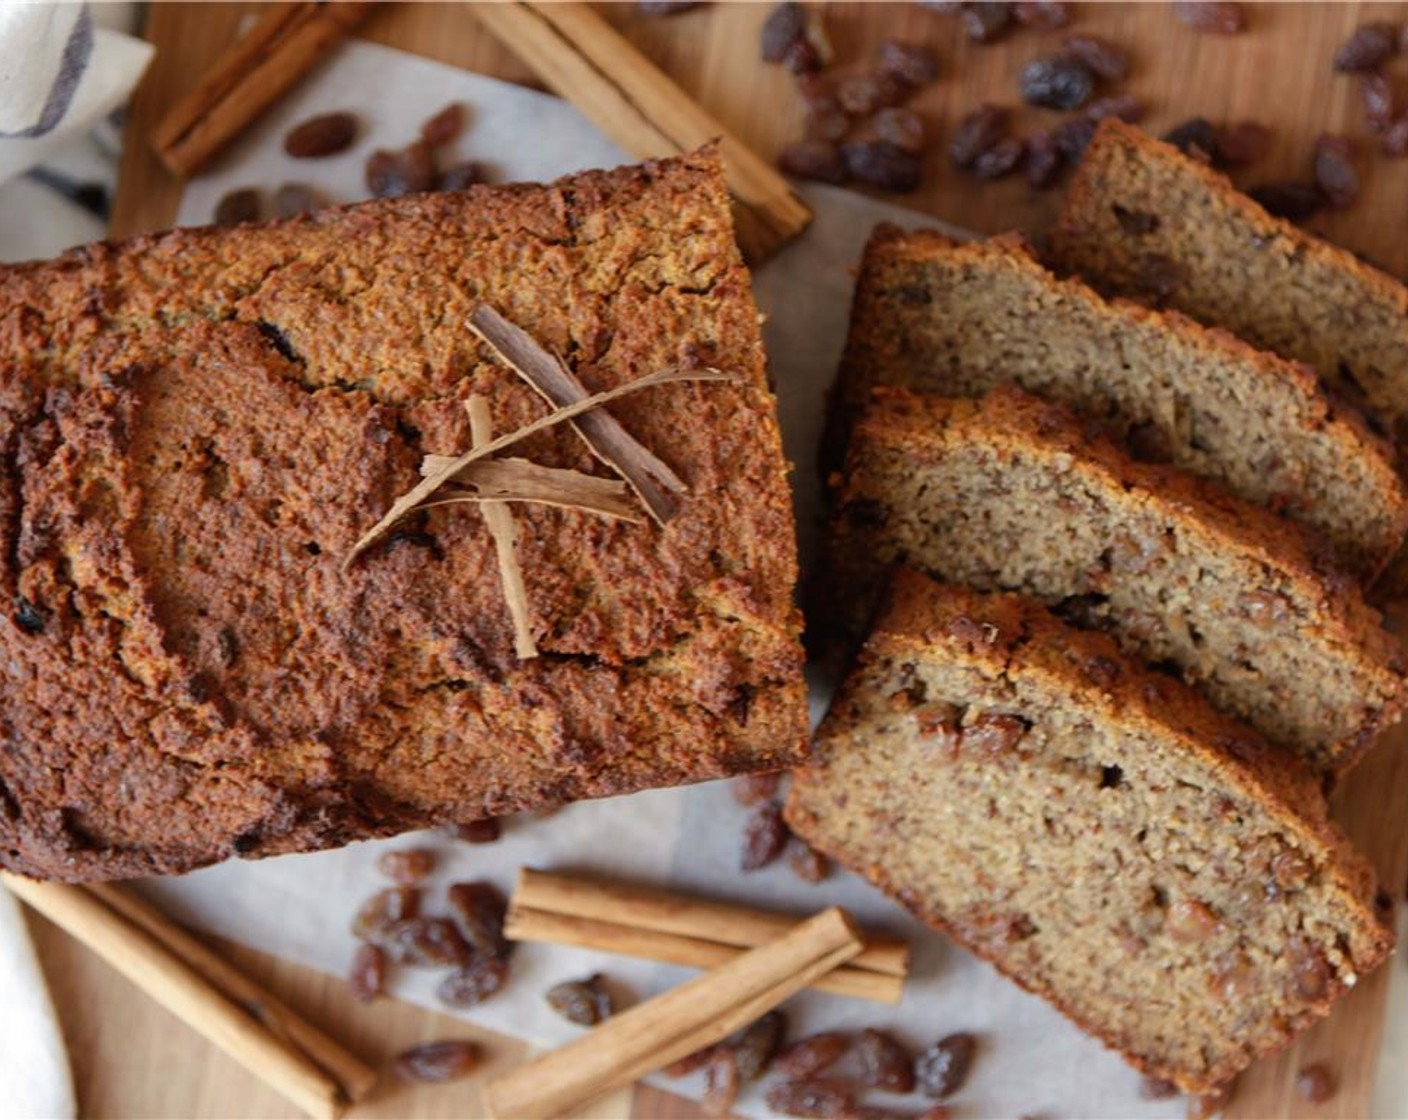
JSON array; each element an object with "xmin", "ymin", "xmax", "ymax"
[{"xmin": 0, "ymin": 148, "xmax": 808, "ymax": 882}]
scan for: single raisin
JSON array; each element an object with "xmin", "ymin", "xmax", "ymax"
[
  {"xmin": 446, "ymin": 880, "xmax": 509, "ymax": 958},
  {"xmin": 1024, "ymin": 129, "xmax": 1063, "ymax": 187},
  {"xmin": 962, "ymin": 713, "xmax": 1027, "ymax": 754},
  {"xmin": 1334, "ymin": 23, "xmax": 1397, "ymax": 72},
  {"xmin": 765, "ymin": 1079, "xmax": 856, "ymax": 1118},
  {"xmin": 1287, "ymin": 939, "xmax": 1331, "ymax": 999},
  {"xmin": 14, "ymin": 596, "xmax": 47, "ymax": 635},
  {"xmin": 1014, "ymin": 0, "xmax": 1070, "ymax": 28},
  {"xmin": 547, "ymin": 973, "xmax": 613, "ymax": 1025},
  {"xmin": 1314, "ymin": 134, "xmax": 1359, "ymax": 209},
  {"xmin": 1020, "ymin": 56, "xmax": 1096, "ymax": 110},
  {"xmin": 867, "ymin": 107, "xmax": 926, "ymax": 154},
  {"xmin": 962, "ymin": 2, "xmax": 1015, "ymax": 43},
  {"xmin": 775, "ymin": 1032, "xmax": 851, "ymax": 1079},
  {"xmin": 365, "ymin": 141, "xmax": 437, "ymax": 199},
  {"xmin": 1385, "ymin": 116, "xmax": 1408, "ymax": 157},
  {"xmin": 1360, "ymin": 73, "xmax": 1397, "ymax": 133},
  {"xmin": 348, "ymin": 943, "xmax": 387, "ymax": 1003},
  {"xmin": 787, "ymin": 838, "xmax": 829, "ymax": 882},
  {"xmin": 394, "ymin": 1040, "xmax": 481, "ymax": 1082},
  {"xmin": 973, "ymin": 136, "xmax": 1025, "ymax": 179},
  {"xmin": 879, "ymin": 40, "xmax": 940, "ymax": 86},
  {"xmin": 449, "ymin": 818, "xmax": 501, "ymax": 843},
  {"xmin": 779, "ymin": 139, "xmax": 849, "ymax": 184},
  {"xmin": 1174, "ymin": 2, "xmax": 1245, "ymax": 34},
  {"xmin": 702, "ymin": 1049, "xmax": 740, "ymax": 1117},
  {"xmin": 950, "ymin": 104, "xmax": 1009, "ymax": 168},
  {"xmin": 1062, "ymin": 35, "xmax": 1130, "ymax": 81},
  {"xmin": 272, "ymin": 182, "xmax": 322, "ymax": 218},
  {"xmin": 383, "ymin": 917, "xmax": 471, "ymax": 969},
  {"xmin": 742, "ymin": 802, "xmax": 791, "ymax": 870},
  {"xmin": 838, "ymin": 72, "xmax": 912, "ymax": 116},
  {"xmin": 733, "ymin": 771, "xmax": 783, "ymax": 806},
  {"xmin": 727, "ymin": 1010, "xmax": 786, "ymax": 1080},
  {"xmin": 283, "ymin": 111, "xmax": 358, "ymax": 158},
  {"xmin": 1162, "ymin": 117, "xmax": 1219, "ymax": 163},
  {"xmin": 1296, "ymin": 1062, "xmax": 1336, "ymax": 1103},
  {"xmin": 761, "ymin": 2, "xmax": 806, "ymax": 62},
  {"xmin": 1215, "ymin": 121, "xmax": 1271, "ymax": 165},
  {"xmin": 916, "ymin": 1033, "xmax": 977, "ymax": 1099},
  {"xmin": 377, "ymin": 848, "xmax": 434, "ymax": 886},
  {"xmin": 214, "ymin": 188, "xmax": 261, "ymax": 227},
  {"xmin": 437, "ymin": 956, "xmax": 510, "ymax": 1007},
  {"xmin": 352, "ymin": 886, "xmax": 419, "ymax": 941},
  {"xmin": 438, "ymin": 161, "xmax": 487, "ymax": 191},
  {"xmin": 1139, "ymin": 1076, "xmax": 1179, "ymax": 1100},
  {"xmin": 421, "ymin": 102, "xmax": 466, "ymax": 146},
  {"xmin": 858, "ymin": 1028, "xmax": 916, "ymax": 1093},
  {"xmin": 1084, "ymin": 93, "xmax": 1144, "ymax": 123}
]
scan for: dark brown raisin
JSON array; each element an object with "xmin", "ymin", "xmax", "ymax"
[
  {"xmin": 394, "ymin": 1040, "xmax": 481, "ymax": 1083},
  {"xmin": 1288, "ymin": 938, "xmax": 1332, "ymax": 999},
  {"xmin": 365, "ymin": 141, "xmax": 437, "ymax": 199},
  {"xmin": 1296, "ymin": 1062, "xmax": 1336, "ymax": 1103},
  {"xmin": 761, "ymin": 2, "xmax": 806, "ymax": 61},
  {"xmin": 446, "ymin": 880, "xmax": 509, "ymax": 959},
  {"xmin": 1062, "ymin": 35, "xmax": 1129, "ymax": 81},
  {"xmin": 1334, "ymin": 23, "xmax": 1398, "ymax": 72},
  {"xmin": 384, "ymin": 917, "xmax": 471, "ymax": 969},
  {"xmin": 972, "ymin": 136, "xmax": 1025, "ymax": 179},
  {"xmin": 272, "ymin": 182, "xmax": 322, "ymax": 218},
  {"xmin": 765, "ymin": 1079, "xmax": 856, "ymax": 1118},
  {"xmin": 727, "ymin": 1010, "xmax": 786, "ymax": 1080},
  {"xmin": 547, "ymin": 973, "xmax": 613, "ymax": 1025},
  {"xmin": 742, "ymin": 802, "xmax": 791, "ymax": 870},
  {"xmin": 1360, "ymin": 74, "xmax": 1397, "ymax": 133},
  {"xmin": 1084, "ymin": 93, "xmax": 1144, "ymax": 123},
  {"xmin": 348, "ymin": 943, "xmax": 387, "ymax": 1003},
  {"xmin": 775, "ymin": 1032, "xmax": 851, "ymax": 1079},
  {"xmin": 1052, "ymin": 115, "xmax": 1097, "ymax": 160},
  {"xmin": 783, "ymin": 38, "xmax": 823, "ymax": 74},
  {"xmin": 438, "ymin": 161, "xmax": 487, "ymax": 191},
  {"xmin": 1385, "ymin": 116, "xmax": 1408, "ymax": 157},
  {"xmin": 1215, "ymin": 121, "xmax": 1271, "ymax": 165},
  {"xmin": 702, "ymin": 1049, "xmax": 740, "ymax": 1117},
  {"xmin": 858, "ymin": 1028, "xmax": 916, "ymax": 1093},
  {"xmin": 779, "ymin": 139, "xmax": 849, "ymax": 184},
  {"xmin": 879, "ymin": 40, "xmax": 940, "ymax": 86},
  {"xmin": 842, "ymin": 139, "xmax": 923, "ymax": 191},
  {"xmin": 352, "ymin": 886, "xmax": 419, "ymax": 941},
  {"xmin": 1014, "ymin": 0, "xmax": 1070, "ymax": 28},
  {"xmin": 437, "ymin": 956, "xmax": 510, "ymax": 1007},
  {"xmin": 377, "ymin": 848, "xmax": 434, "ymax": 886},
  {"xmin": 867, "ymin": 107, "xmax": 926, "ymax": 154},
  {"xmin": 787, "ymin": 838, "xmax": 829, "ymax": 882},
  {"xmin": 1162, "ymin": 117, "xmax": 1218, "ymax": 163},
  {"xmin": 449, "ymin": 818, "xmax": 501, "ymax": 843},
  {"xmin": 283, "ymin": 111, "xmax": 358, "ymax": 158},
  {"xmin": 1020, "ymin": 56, "xmax": 1095, "ymax": 110},
  {"xmin": 962, "ymin": 2, "xmax": 1015, "ymax": 43},
  {"xmin": 1024, "ymin": 129, "xmax": 1063, "ymax": 187},
  {"xmin": 214, "ymin": 188, "xmax": 261, "ymax": 227},
  {"xmin": 1314, "ymin": 134, "xmax": 1359, "ymax": 209},
  {"xmin": 733, "ymin": 771, "xmax": 784, "ymax": 806},
  {"xmin": 1139, "ymin": 1075, "xmax": 1178, "ymax": 1100},
  {"xmin": 950, "ymin": 104, "xmax": 1009, "ymax": 168},
  {"xmin": 421, "ymin": 102, "xmax": 466, "ymax": 146},
  {"xmin": 838, "ymin": 72, "xmax": 912, "ymax": 116},
  {"xmin": 1174, "ymin": 2, "xmax": 1245, "ymax": 34},
  {"xmin": 916, "ymin": 1033, "xmax": 976, "ymax": 1099}
]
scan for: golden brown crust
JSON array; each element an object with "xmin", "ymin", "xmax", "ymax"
[{"xmin": 0, "ymin": 150, "xmax": 809, "ymax": 882}]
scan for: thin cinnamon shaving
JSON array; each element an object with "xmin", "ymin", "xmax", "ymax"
[
  {"xmin": 419, "ymin": 457, "xmax": 641, "ymax": 522},
  {"xmin": 467, "ymin": 396, "xmax": 537, "ymax": 660},
  {"xmin": 345, "ymin": 364, "xmax": 731, "ymax": 564},
  {"xmin": 469, "ymin": 305, "xmax": 692, "ymax": 525}
]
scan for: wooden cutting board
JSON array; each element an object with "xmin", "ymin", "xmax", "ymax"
[{"xmin": 57, "ymin": 2, "xmax": 1408, "ymax": 1117}]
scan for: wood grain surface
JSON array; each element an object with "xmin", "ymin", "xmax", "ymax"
[{"xmin": 46, "ymin": 2, "xmax": 1407, "ymax": 1118}]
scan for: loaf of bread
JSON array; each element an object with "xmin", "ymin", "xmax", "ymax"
[
  {"xmin": 0, "ymin": 150, "xmax": 808, "ymax": 882},
  {"xmin": 787, "ymin": 568, "xmax": 1393, "ymax": 1092},
  {"xmin": 825, "ymin": 385, "xmax": 1404, "ymax": 771},
  {"xmin": 1051, "ymin": 117, "xmax": 1408, "ymax": 445},
  {"xmin": 828, "ymin": 224, "xmax": 1406, "ymax": 578}
]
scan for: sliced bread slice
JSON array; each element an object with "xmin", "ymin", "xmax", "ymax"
[
  {"xmin": 1051, "ymin": 118, "xmax": 1408, "ymax": 445},
  {"xmin": 787, "ymin": 568, "xmax": 1394, "ymax": 1092},
  {"xmin": 827, "ymin": 225, "xmax": 1406, "ymax": 578},
  {"xmin": 826, "ymin": 385, "xmax": 1405, "ymax": 771}
]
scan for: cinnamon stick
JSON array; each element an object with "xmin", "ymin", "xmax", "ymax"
[
  {"xmin": 418, "ymin": 456, "xmax": 642, "ymax": 523},
  {"xmin": 3, "ymin": 873, "xmax": 353, "ymax": 1120},
  {"xmin": 468, "ymin": 396, "xmax": 537, "ymax": 660},
  {"xmin": 472, "ymin": 1, "xmax": 812, "ymax": 263},
  {"xmin": 152, "ymin": 2, "xmax": 377, "ymax": 177},
  {"xmin": 484, "ymin": 908, "xmax": 863, "ymax": 1119},
  {"xmin": 468, "ymin": 305, "xmax": 686, "ymax": 526}
]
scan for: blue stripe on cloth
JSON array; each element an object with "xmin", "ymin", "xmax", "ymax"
[{"xmin": 1, "ymin": 5, "xmax": 94, "ymax": 139}]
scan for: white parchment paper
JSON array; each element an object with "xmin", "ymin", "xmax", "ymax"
[{"xmin": 150, "ymin": 39, "xmax": 1405, "ymax": 1119}]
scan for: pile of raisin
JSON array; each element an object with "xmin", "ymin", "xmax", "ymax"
[
  {"xmin": 365, "ymin": 101, "xmax": 489, "ymax": 199},
  {"xmin": 1331, "ymin": 20, "xmax": 1408, "ymax": 161}
]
